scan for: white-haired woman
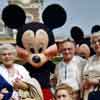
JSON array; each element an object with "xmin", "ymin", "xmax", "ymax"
[{"xmin": 0, "ymin": 44, "xmax": 43, "ymax": 100}]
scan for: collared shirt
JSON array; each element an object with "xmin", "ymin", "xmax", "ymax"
[{"xmin": 55, "ymin": 56, "xmax": 85, "ymax": 91}]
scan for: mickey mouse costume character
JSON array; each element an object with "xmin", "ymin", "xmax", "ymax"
[{"xmin": 2, "ymin": 4, "xmax": 67, "ymax": 100}]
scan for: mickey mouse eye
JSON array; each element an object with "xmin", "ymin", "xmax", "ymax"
[
  {"xmin": 22, "ymin": 30, "xmax": 35, "ymax": 51},
  {"xmin": 38, "ymin": 47, "xmax": 43, "ymax": 53},
  {"xmin": 35, "ymin": 29, "xmax": 49, "ymax": 52},
  {"xmin": 30, "ymin": 48, "xmax": 35, "ymax": 53}
]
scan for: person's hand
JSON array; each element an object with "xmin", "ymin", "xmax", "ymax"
[
  {"xmin": 88, "ymin": 78, "xmax": 99, "ymax": 85},
  {"xmin": 1, "ymin": 88, "xmax": 8, "ymax": 93},
  {"xmin": 0, "ymin": 93, "xmax": 4, "ymax": 100},
  {"xmin": 13, "ymin": 79, "xmax": 28, "ymax": 90},
  {"xmin": 81, "ymin": 79, "xmax": 99, "ymax": 90}
]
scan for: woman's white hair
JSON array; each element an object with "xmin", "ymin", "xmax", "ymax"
[{"xmin": 0, "ymin": 44, "xmax": 16, "ymax": 56}]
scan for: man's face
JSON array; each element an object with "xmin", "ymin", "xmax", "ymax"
[
  {"xmin": 56, "ymin": 89, "xmax": 72, "ymax": 100},
  {"xmin": 61, "ymin": 41, "xmax": 75, "ymax": 62},
  {"xmin": 0, "ymin": 50, "xmax": 15, "ymax": 67},
  {"xmin": 91, "ymin": 36, "xmax": 100, "ymax": 55}
]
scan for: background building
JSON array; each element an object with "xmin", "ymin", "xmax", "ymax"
[{"xmin": 0, "ymin": 0, "xmax": 43, "ymax": 43}]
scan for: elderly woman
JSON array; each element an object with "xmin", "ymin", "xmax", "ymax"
[
  {"xmin": 82, "ymin": 32, "xmax": 100, "ymax": 100},
  {"xmin": 0, "ymin": 44, "xmax": 43, "ymax": 100}
]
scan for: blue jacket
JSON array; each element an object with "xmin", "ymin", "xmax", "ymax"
[{"xmin": 0, "ymin": 75, "xmax": 13, "ymax": 100}]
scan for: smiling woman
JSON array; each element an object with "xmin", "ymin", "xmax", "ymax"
[
  {"xmin": 82, "ymin": 32, "xmax": 100, "ymax": 100},
  {"xmin": 0, "ymin": 44, "xmax": 43, "ymax": 100}
]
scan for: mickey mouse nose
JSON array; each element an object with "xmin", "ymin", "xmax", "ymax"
[{"xmin": 32, "ymin": 55, "xmax": 41, "ymax": 63}]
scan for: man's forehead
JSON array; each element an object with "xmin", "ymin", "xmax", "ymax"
[{"xmin": 62, "ymin": 41, "xmax": 75, "ymax": 47}]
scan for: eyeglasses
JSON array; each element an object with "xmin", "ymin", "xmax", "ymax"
[
  {"xmin": 1, "ymin": 53, "xmax": 13, "ymax": 56},
  {"xmin": 61, "ymin": 48, "xmax": 73, "ymax": 52}
]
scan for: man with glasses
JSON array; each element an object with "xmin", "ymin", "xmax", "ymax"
[{"xmin": 54, "ymin": 39, "xmax": 86, "ymax": 100}]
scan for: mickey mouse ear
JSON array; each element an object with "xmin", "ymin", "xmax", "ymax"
[
  {"xmin": 2, "ymin": 4, "xmax": 26, "ymax": 29},
  {"xmin": 42, "ymin": 4, "xmax": 67, "ymax": 30},
  {"xmin": 70, "ymin": 26, "xmax": 84, "ymax": 41}
]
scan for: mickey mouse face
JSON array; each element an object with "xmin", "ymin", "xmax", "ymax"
[
  {"xmin": 2, "ymin": 4, "xmax": 67, "ymax": 68},
  {"xmin": 21, "ymin": 29, "xmax": 48, "ymax": 53},
  {"xmin": 17, "ymin": 23, "xmax": 51, "ymax": 52}
]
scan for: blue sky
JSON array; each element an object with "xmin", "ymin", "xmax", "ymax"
[
  {"xmin": 43, "ymin": 0, "xmax": 100, "ymax": 38},
  {"xmin": 0, "ymin": 0, "xmax": 7, "ymax": 13},
  {"xmin": 1, "ymin": 0, "xmax": 100, "ymax": 39}
]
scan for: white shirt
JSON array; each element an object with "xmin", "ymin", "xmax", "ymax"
[
  {"xmin": 55, "ymin": 56, "xmax": 86, "ymax": 91},
  {"xmin": 0, "ymin": 64, "xmax": 31, "ymax": 100},
  {"xmin": 0, "ymin": 64, "xmax": 30, "ymax": 85},
  {"xmin": 0, "ymin": 64, "xmax": 44, "ymax": 100}
]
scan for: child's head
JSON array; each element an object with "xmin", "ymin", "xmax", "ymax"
[{"xmin": 55, "ymin": 84, "xmax": 73, "ymax": 100}]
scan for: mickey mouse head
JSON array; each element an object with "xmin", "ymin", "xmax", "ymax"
[{"xmin": 2, "ymin": 4, "xmax": 67, "ymax": 68}]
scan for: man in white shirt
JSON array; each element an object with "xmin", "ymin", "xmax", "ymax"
[{"xmin": 55, "ymin": 39, "xmax": 86, "ymax": 100}]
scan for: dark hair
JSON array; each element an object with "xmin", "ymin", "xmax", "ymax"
[
  {"xmin": 91, "ymin": 25, "xmax": 100, "ymax": 34},
  {"xmin": 70, "ymin": 26, "xmax": 84, "ymax": 44}
]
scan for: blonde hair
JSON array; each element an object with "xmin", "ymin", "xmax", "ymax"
[
  {"xmin": 91, "ymin": 31, "xmax": 100, "ymax": 42},
  {"xmin": 91, "ymin": 31, "xmax": 100, "ymax": 37},
  {"xmin": 55, "ymin": 83, "xmax": 73, "ymax": 96},
  {"xmin": 0, "ymin": 44, "xmax": 16, "ymax": 56}
]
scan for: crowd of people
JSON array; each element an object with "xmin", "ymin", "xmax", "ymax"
[{"xmin": 0, "ymin": 27, "xmax": 100, "ymax": 100}]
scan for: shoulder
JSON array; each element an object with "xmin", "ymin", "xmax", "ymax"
[
  {"xmin": 14, "ymin": 63, "xmax": 24, "ymax": 68},
  {"xmin": 14, "ymin": 64, "xmax": 27, "ymax": 71},
  {"xmin": 88, "ymin": 55, "xmax": 96, "ymax": 62},
  {"xmin": 14, "ymin": 64, "xmax": 30, "ymax": 77},
  {"xmin": 0, "ymin": 64, "xmax": 5, "ymax": 72},
  {"xmin": 73, "ymin": 55, "xmax": 87, "ymax": 62},
  {"xmin": 0, "ymin": 64, "xmax": 4, "ymax": 68},
  {"xmin": 73, "ymin": 55, "xmax": 87, "ymax": 67},
  {"xmin": 55, "ymin": 61, "xmax": 63, "ymax": 71},
  {"xmin": 56, "ymin": 61, "xmax": 63, "ymax": 67}
]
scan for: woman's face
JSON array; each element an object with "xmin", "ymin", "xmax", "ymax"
[
  {"xmin": 56, "ymin": 89, "xmax": 72, "ymax": 100},
  {"xmin": 91, "ymin": 36, "xmax": 100, "ymax": 56},
  {"xmin": 0, "ymin": 50, "xmax": 15, "ymax": 67}
]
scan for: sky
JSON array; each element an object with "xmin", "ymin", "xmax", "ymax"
[
  {"xmin": 1, "ymin": 0, "xmax": 100, "ymax": 39},
  {"xmin": 43, "ymin": 0, "xmax": 100, "ymax": 39},
  {"xmin": 0, "ymin": 0, "xmax": 7, "ymax": 13}
]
